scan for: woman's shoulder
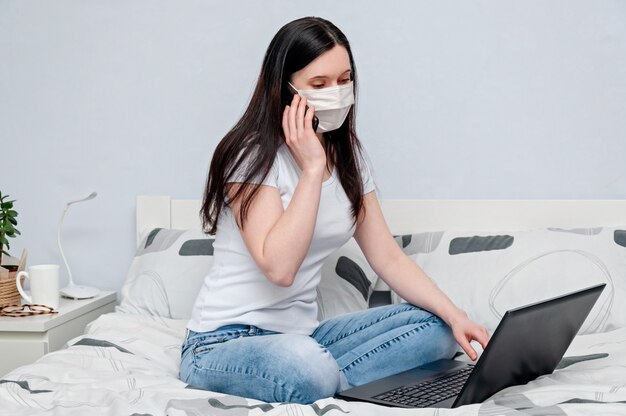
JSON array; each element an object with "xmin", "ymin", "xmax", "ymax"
[
  {"xmin": 355, "ymin": 143, "xmax": 377, "ymax": 195},
  {"xmin": 236, "ymin": 141, "xmax": 286, "ymax": 161},
  {"xmin": 275, "ymin": 142, "xmax": 291, "ymax": 162},
  {"xmin": 226, "ymin": 141, "xmax": 290, "ymax": 187}
]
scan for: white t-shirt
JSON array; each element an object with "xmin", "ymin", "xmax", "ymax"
[{"xmin": 187, "ymin": 143, "xmax": 376, "ymax": 335}]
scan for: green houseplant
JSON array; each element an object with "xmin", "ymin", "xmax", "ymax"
[{"xmin": 0, "ymin": 191, "xmax": 20, "ymax": 266}]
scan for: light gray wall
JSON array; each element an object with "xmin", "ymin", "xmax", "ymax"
[{"xmin": 1, "ymin": 0, "xmax": 625, "ymax": 292}]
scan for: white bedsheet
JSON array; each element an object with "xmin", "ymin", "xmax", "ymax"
[{"xmin": 1, "ymin": 312, "xmax": 625, "ymax": 415}]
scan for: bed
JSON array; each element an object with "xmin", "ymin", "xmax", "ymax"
[{"xmin": 1, "ymin": 196, "xmax": 625, "ymax": 415}]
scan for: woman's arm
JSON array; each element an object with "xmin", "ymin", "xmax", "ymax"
[
  {"xmin": 354, "ymin": 191, "xmax": 491, "ymax": 360},
  {"xmin": 227, "ymin": 94, "xmax": 324, "ymax": 288},
  {"xmin": 227, "ymin": 172, "xmax": 321, "ymax": 287}
]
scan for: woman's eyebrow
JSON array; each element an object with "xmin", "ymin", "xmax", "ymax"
[{"xmin": 309, "ymin": 69, "xmax": 352, "ymax": 80}]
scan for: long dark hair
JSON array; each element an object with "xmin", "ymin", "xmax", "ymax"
[{"xmin": 201, "ymin": 16, "xmax": 367, "ymax": 235}]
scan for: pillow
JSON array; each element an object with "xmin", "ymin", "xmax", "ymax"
[
  {"xmin": 389, "ymin": 231, "xmax": 446, "ymax": 304},
  {"xmin": 119, "ymin": 229, "xmax": 376, "ymax": 321},
  {"xmin": 117, "ymin": 228, "xmax": 215, "ymax": 319},
  {"xmin": 316, "ymin": 237, "xmax": 378, "ymax": 321},
  {"xmin": 391, "ymin": 227, "xmax": 626, "ymax": 334}
]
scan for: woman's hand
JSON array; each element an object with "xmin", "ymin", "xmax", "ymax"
[
  {"xmin": 448, "ymin": 311, "xmax": 491, "ymax": 361},
  {"xmin": 282, "ymin": 94, "xmax": 326, "ymax": 175}
]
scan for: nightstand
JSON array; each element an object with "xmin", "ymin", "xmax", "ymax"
[{"xmin": 0, "ymin": 291, "xmax": 117, "ymax": 376}]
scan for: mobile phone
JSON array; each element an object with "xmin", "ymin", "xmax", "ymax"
[{"xmin": 286, "ymin": 83, "xmax": 319, "ymax": 132}]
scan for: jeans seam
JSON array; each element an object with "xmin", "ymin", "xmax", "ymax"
[
  {"xmin": 185, "ymin": 329, "xmax": 252, "ymax": 351},
  {"xmin": 340, "ymin": 320, "xmax": 435, "ymax": 372},
  {"xmin": 317, "ymin": 303, "xmax": 422, "ymax": 347}
]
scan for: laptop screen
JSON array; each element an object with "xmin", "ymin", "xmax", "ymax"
[{"xmin": 453, "ymin": 283, "xmax": 605, "ymax": 407}]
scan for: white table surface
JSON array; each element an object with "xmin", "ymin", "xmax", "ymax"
[{"xmin": 0, "ymin": 291, "xmax": 117, "ymax": 332}]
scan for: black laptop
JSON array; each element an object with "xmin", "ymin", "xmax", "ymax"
[{"xmin": 335, "ymin": 283, "xmax": 605, "ymax": 408}]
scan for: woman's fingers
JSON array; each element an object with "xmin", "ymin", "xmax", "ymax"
[
  {"xmin": 282, "ymin": 91, "xmax": 325, "ymax": 172},
  {"xmin": 285, "ymin": 94, "xmax": 315, "ymax": 144},
  {"xmin": 476, "ymin": 327, "xmax": 491, "ymax": 349},
  {"xmin": 296, "ymin": 95, "xmax": 306, "ymax": 133},
  {"xmin": 451, "ymin": 320, "xmax": 485, "ymax": 361},
  {"xmin": 288, "ymin": 94, "xmax": 299, "ymax": 142},
  {"xmin": 304, "ymin": 103, "xmax": 316, "ymax": 131},
  {"xmin": 457, "ymin": 335, "xmax": 478, "ymax": 361},
  {"xmin": 282, "ymin": 105, "xmax": 290, "ymax": 140}
]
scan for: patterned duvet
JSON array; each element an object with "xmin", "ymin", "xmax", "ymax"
[{"xmin": 1, "ymin": 312, "xmax": 625, "ymax": 415}]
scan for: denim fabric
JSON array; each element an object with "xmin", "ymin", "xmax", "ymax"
[{"xmin": 179, "ymin": 303, "xmax": 458, "ymax": 404}]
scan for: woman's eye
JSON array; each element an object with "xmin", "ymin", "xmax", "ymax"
[
  {"xmin": 311, "ymin": 79, "xmax": 350, "ymax": 88},
  {"xmin": 313, "ymin": 78, "xmax": 352, "ymax": 88}
]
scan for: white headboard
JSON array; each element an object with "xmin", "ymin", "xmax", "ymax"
[{"xmin": 136, "ymin": 196, "xmax": 626, "ymax": 246}]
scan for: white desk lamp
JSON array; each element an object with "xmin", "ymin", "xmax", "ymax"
[{"xmin": 57, "ymin": 191, "xmax": 100, "ymax": 299}]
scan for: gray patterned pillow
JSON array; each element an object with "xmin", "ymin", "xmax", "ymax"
[
  {"xmin": 119, "ymin": 229, "xmax": 378, "ymax": 323},
  {"xmin": 316, "ymin": 238, "xmax": 378, "ymax": 321},
  {"xmin": 117, "ymin": 228, "xmax": 215, "ymax": 319},
  {"xmin": 392, "ymin": 227, "xmax": 626, "ymax": 334}
]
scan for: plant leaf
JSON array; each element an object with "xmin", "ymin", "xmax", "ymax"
[
  {"xmin": 8, "ymin": 217, "xmax": 17, "ymax": 225},
  {"xmin": 7, "ymin": 210, "xmax": 17, "ymax": 217}
]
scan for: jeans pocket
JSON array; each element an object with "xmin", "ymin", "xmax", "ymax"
[{"xmin": 193, "ymin": 338, "xmax": 222, "ymax": 354}]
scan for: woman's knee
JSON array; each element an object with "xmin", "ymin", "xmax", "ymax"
[
  {"xmin": 183, "ymin": 334, "xmax": 342, "ymax": 404},
  {"xmin": 398, "ymin": 304, "xmax": 459, "ymax": 360},
  {"xmin": 278, "ymin": 336, "xmax": 343, "ymax": 403},
  {"xmin": 240, "ymin": 335, "xmax": 342, "ymax": 403},
  {"xmin": 427, "ymin": 313, "xmax": 459, "ymax": 359}
]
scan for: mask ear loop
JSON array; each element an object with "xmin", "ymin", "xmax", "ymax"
[
  {"xmin": 286, "ymin": 81, "xmax": 319, "ymax": 132},
  {"xmin": 287, "ymin": 81, "xmax": 301, "ymax": 96}
]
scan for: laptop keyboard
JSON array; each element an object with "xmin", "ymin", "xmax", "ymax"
[{"xmin": 373, "ymin": 366, "xmax": 473, "ymax": 408}]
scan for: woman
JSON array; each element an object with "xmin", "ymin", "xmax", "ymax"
[{"xmin": 180, "ymin": 16, "xmax": 490, "ymax": 404}]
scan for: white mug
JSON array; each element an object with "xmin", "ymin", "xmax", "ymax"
[{"xmin": 16, "ymin": 264, "xmax": 60, "ymax": 310}]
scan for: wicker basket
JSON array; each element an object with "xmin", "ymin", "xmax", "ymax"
[{"xmin": 0, "ymin": 267, "xmax": 23, "ymax": 307}]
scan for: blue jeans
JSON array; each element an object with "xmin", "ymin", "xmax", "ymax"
[{"xmin": 179, "ymin": 303, "xmax": 458, "ymax": 404}]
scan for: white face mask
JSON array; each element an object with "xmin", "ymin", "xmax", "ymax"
[{"xmin": 288, "ymin": 81, "xmax": 355, "ymax": 132}]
